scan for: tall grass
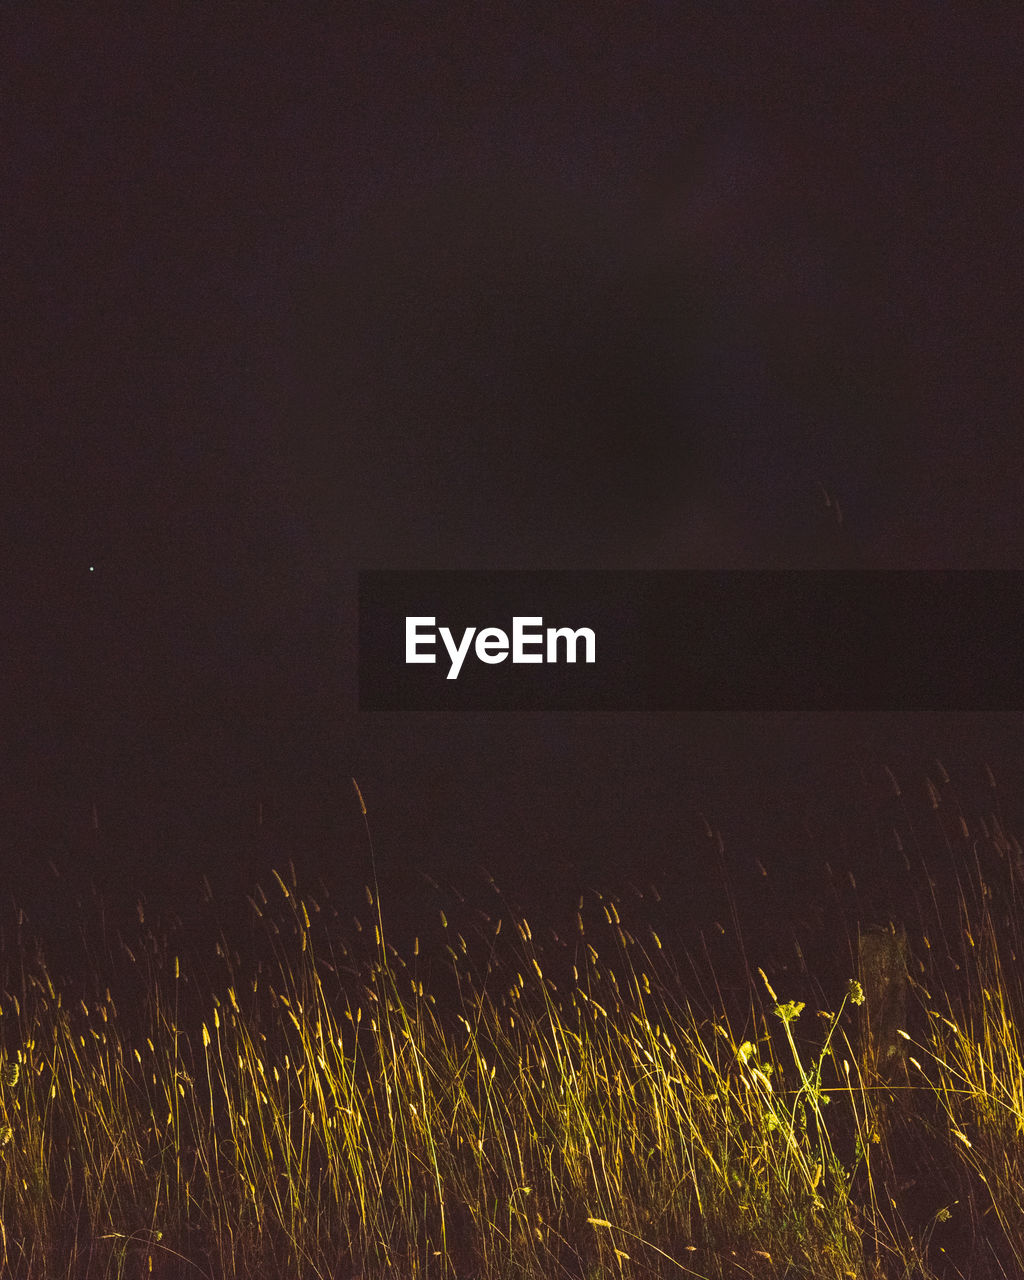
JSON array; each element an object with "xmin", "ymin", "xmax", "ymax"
[{"xmin": 0, "ymin": 767, "xmax": 1022, "ymax": 1277}]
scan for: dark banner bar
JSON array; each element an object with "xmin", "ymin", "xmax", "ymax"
[{"xmin": 358, "ymin": 572, "xmax": 1024, "ymax": 711}]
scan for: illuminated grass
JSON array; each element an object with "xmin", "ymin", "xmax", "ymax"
[{"xmin": 0, "ymin": 769, "xmax": 1021, "ymax": 1277}]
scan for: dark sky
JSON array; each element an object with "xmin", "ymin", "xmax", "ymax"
[{"xmin": 4, "ymin": 12, "xmax": 1024, "ymax": 934}]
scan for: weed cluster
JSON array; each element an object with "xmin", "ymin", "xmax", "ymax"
[{"xmin": 0, "ymin": 768, "xmax": 1021, "ymax": 1278}]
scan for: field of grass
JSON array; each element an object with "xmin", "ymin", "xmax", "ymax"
[{"xmin": 0, "ymin": 770, "xmax": 1023, "ymax": 1278}]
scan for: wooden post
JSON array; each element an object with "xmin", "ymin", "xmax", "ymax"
[{"xmin": 858, "ymin": 921, "xmax": 909, "ymax": 1084}]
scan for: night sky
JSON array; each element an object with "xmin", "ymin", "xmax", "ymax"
[{"xmin": 4, "ymin": 13, "xmax": 1024, "ymax": 945}]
